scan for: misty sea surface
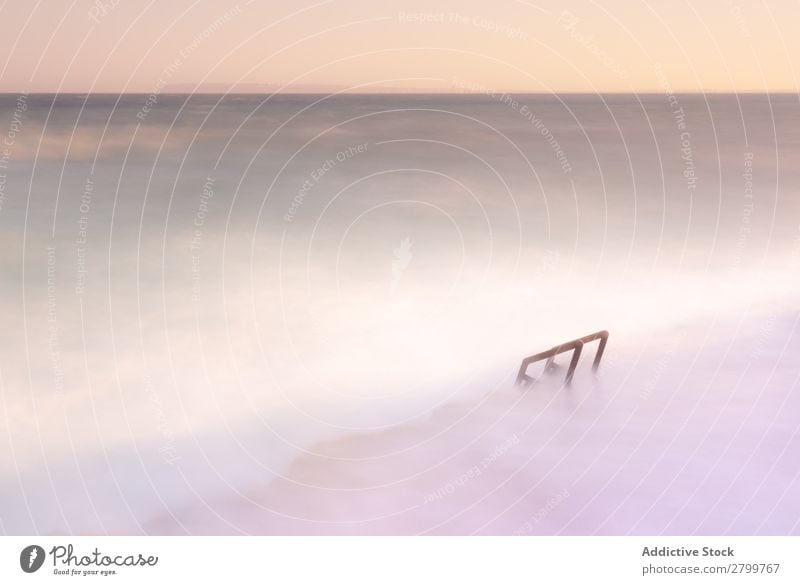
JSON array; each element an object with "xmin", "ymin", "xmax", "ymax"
[{"xmin": 1, "ymin": 93, "xmax": 799, "ymax": 534}]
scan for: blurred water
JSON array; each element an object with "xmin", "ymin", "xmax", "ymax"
[{"xmin": 0, "ymin": 93, "xmax": 798, "ymax": 533}]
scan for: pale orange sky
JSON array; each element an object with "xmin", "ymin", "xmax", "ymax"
[{"xmin": 0, "ymin": 0, "xmax": 798, "ymax": 93}]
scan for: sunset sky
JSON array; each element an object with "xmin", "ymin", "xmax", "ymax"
[{"xmin": 0, "ymin": 0, "xmax": 798, "ymax": 93}]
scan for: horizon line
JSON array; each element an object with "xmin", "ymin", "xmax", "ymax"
[{"xmin": 1, "ymin": 90, "xmax": 799, "ymax": 96}]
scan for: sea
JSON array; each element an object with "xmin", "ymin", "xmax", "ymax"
[{"xmin": 0, "ymin": 92, "xmax": 798, "ymax": 534}]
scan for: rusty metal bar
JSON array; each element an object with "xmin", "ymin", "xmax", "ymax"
[
  {"xmin": 515, "ymin": 339, "xmax": 584, "ymax": 387},
  {"xmin": 515, "ymin": 330, "xmax": 609, "ymax": 387},
  {"xmin": 574, "ymin": 330, "xmax": 609, "ymax": 371}
]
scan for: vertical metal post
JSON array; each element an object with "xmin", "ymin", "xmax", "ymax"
[
  {"xmin": 564, "ymin": 341, "xmax": 583, "ymax": 384},
  {"xmin": 591, "ymin": 331, "xmax": 609, "ymax": 371}
]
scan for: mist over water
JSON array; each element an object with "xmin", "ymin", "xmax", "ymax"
[{"xmin": 1, "ymin": 93, "xmax": 798, "ymax": 534}]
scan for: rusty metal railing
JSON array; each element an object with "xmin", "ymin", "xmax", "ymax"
[{"xmin": 515, "ymin": 330, "xmax": 609, "ymax": 387}]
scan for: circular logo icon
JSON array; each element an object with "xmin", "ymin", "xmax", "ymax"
[{"xmin": 20, "ymin": 545, "xmax": 46, "ymax": 573}]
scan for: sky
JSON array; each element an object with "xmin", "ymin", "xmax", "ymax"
[{"xmin": 0, "ymin": 0, "xmax": 798, "ymax": 93}]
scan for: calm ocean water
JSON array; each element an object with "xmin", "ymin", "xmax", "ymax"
[{"xmin": 1, "ymin": 93, "xmax": 798, "ymax": 533}]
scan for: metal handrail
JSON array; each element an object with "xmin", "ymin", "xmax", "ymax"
[
  {"xmin": 576, "ymin": 330, "xmax": 609, "ymax": 371},
  {"xmin": 516, "ymin": 330, "xmax": 609, "ymax": 387}
]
